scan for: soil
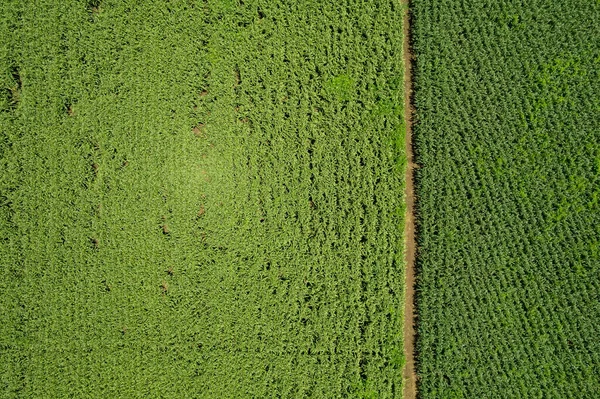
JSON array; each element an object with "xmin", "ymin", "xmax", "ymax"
[
  {"xmin": 193, "ymin": 123, "xmax": 205, "ymax": 137},
  {"xmin": 402, "ymin": 1, "xmax": 418, "ymax": 398}
]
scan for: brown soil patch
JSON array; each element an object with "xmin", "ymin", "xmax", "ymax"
[
  {"xmin": 402, "ymin": 1, "xmax": 418, "ymax": 398},
  {"xmin": 233, "ymin": 67, "xmax": 241, "ymax": 87},
  {"xmin": 193, "ymin": 123, "xmax": 206, "ymax": 137}
]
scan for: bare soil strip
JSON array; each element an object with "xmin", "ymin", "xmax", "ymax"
[{"xmin": 401, "ymin": 1, "xmax": 418, "ymax": 398}]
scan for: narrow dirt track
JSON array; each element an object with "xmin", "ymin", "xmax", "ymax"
[{"xmin": 401, "ymin": 0, "xmax": 417, "ymax": 398}]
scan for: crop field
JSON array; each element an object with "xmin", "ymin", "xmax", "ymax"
[
  {"xmin": 3, "ymin": 0, "xmax": 599, "ymax": 398},
  {"xmin": 412, "ymin": 0, "xmax": 600, "ymax": 397},
  {"xmin": 0, "ymin": 0, "xmax": 408, "ymax": 397}
]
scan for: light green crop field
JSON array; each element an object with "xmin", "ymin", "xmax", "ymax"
[{"xmin": 0, "ymin": 0, "xmax": 406, "ymax": 397}]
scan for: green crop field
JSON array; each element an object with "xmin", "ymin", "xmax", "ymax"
[
  {"xmin": 4, "ymin": 0, "xmax": 599, "ymax": 398},
  {"xmin": 412, "ymin": 0, "xmax": 600, "ymax": 397},
  {"xmin": 0, "ymin": 0, "xmax": 407, "ymax": 397}
]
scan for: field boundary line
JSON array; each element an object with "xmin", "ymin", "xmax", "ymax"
[{"xmin": 401, "ymin": 0, "xmax": 418, "ymax": 398}]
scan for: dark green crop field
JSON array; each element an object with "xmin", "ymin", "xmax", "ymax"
[
  {"xmin": 0, "ymin": 0, "xmax": 407, "ymax": 397},
  {"xmin": 412, "ymin": 0, "xmax": 600, "ymax": 397}
]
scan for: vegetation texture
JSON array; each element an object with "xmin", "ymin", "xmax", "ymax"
[
  {"xmin": 413, "ymin": 0, "xmax": 600, "ymax": 397},
  {"xmin": 0, "ymin": 0, "xmax": 407, "ymax": 397}
]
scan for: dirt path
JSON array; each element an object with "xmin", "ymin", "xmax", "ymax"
[{"xmin": 401, "ymin": 1, "xmax": 418, "ymax": 398}]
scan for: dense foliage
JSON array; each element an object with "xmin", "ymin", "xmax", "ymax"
[
  {"xmin": 0, "ymin": 0, "xmax": 406, "ymax": 397},
  {"xmin": 412, "ymin": 0, "xmax": 600, "ymax": 397}
]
